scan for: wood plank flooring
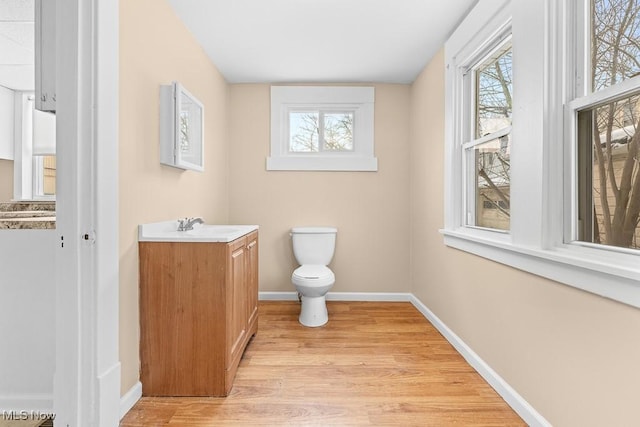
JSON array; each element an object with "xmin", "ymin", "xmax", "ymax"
[{"xmin": 120, "ymin": 301, "xmax": 525, "ymax": 426}]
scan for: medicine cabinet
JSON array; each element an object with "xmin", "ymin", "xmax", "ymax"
[{"xmin": 160, "ymin": 82, "xmax": 204, "ymax": 172}]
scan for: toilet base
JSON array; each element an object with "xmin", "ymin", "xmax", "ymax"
[{"xmin": 299, "ymin": 295, "xmax": 328, "ymax": 327}]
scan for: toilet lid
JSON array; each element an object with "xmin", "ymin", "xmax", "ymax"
[{"xmin": 293, "ymin": 265, "xmax": 333, "ymax": 280}]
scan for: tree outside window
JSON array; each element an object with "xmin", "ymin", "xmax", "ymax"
[
  {"xmin": 578, "ymin": 0, "xmax": 640, "ymax": 249},
  {"xmin": 467, "ymin": 41, "xmax": 512, "ymax": 231},
  {"xmin": 289, "ymin": 111, "xmax": 354, "ymax": 153}
]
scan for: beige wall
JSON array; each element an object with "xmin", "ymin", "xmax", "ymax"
[
  {"xmin": 228, "ymin": 84, "xmax": 411, "ymax": 294},
  {"xmin": 119, "ymin": 0, "xmax": 229, "ymax": 394},
  {"xmin": 410, "ymin": 48, "xmax": 640, "ymax": 426},
  {"xmin": 118, "ymin": 4, "xmax": 640, "ymax": 422},
  {"xmin": 0, "ymin": 159, "xmax": 12, "ymax": 202}
]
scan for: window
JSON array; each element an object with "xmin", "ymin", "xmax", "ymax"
[
  {"xmin": 444, "ymin": 0, "xmax": 640, "ymax": 308},
  {"xmin": 289, "ymin": 111, "xmax": 354, "ymax": 153},
  {"xmin": 464, "ymin": 38, "xmax": 512, "ymax": 231},
  {"xmin": 268, "ymin": 86, "xmax": 377, "ymax": 171},
  {"xmin": 444, "ymin": 0, "xmax": 512, "ymax": 241},
  {"xmin": 571, "ymin": 0, "xmax": 640, "ymax": 251}
]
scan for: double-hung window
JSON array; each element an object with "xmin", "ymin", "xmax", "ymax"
[
  {"xmin": 445, "ymin": 0, "xmax": 513, "ymax": 241},
  {"xmin": 444, "ymin": 0, "xmax": 640, "ymax": 308},
  {"xmin": 463, "ymin": 37, "xmax": 512, "ymax": 231},
  {"xmin": 569, "ymin": 0, "xmax": 640, "ymax": 251}
]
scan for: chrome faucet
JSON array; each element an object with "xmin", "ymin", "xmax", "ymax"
[{"xmin": 177, "ymin": 217, "xmax": 204, "ymax": 231}]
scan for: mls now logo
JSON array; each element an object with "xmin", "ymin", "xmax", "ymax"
[{"xmin": 2, "ymin": 410, "xmax": 56, "ymax": 421}]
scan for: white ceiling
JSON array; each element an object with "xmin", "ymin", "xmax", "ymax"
[
  {"xmin": 0, "ymin": 1, "xmax": 477, "ymax": 90},
  {"xmin": 0, "ymin": 0, "xmax": 34, "ymax": 91},
  {"xmin": 166, "ymin": 0, "xmax": 477, "ymax": 84}
]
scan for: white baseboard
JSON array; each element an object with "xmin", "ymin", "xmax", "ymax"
[
  {"xmin": 259, "ymin": 291, "xmax": 298, "ymax": 300},
  {"xmin": 0, "ymin": 394, "xmax": 53, "ymax": 411},
  {"xmin": 409, "ymin": 295, "xmax": 551, "ymax": 427},
  {"xmin": 259, "ymin": 291, "xmax": 412, "ymax": 302},
  {"xmin": 326, "ymin": 292, "xmax": 411, "ymax": 301},
  {"xmin": 119, "ymin": 381, "xmax": 142, "ymax": 420}
]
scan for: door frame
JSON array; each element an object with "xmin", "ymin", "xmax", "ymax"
[{"xmin": 54, "ymin": 0, "xmax": 120, "ymax": 425}]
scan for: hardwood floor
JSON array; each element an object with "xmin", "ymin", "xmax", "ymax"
[{"xmin": 120, "ymin": 301, "xmax": 525, "ymax": 426}]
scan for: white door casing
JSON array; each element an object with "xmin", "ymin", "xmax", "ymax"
[{"xmin": 54, "ymin": 0, "xmax": 120, "ymax": 426}]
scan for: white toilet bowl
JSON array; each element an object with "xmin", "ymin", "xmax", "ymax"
[
  {"xmin": 292, "ymin": 265, "xmax": 335, "ymax": 327},
  {"xmin": 290, "ymin": 227, "xmax": 337, "ymax": 327}
]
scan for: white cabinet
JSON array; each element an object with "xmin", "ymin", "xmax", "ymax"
[
  {"xmin": 0, "ymin": 87, "xmax": 14, "ymax": 160},
  {"xmin": 35, "ymin": 0, "xmax": 56, "ymax": 113},
  {"xmin": 159, "ymin": 82, "xmax": 204, "ymax": 172}
]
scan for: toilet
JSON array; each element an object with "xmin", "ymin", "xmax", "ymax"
[{"xmin": 290, "ymin": 227, "xmax": 337, "ymax": 327}]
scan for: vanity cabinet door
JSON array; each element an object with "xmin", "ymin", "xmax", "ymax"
[
  {"xmin": 246, "ymin": 232, "xmax": 259, "ymax": 328},
  {"xmin": 228, "ymin": 237, "xmax": 247, "ymax": 368},
  {"xmin": 226, "ymin": 233, "xmax": 259, "ymax": 382},
  {"xmin": 139, "ymin": 242, "xmax": 227, "ymax": 396}
]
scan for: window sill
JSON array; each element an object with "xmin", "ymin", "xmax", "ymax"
[
  {"xmin": 266, "ymin": 156, "xmax": 378, "ymax": 172},
  {"xmin": 441, "ymin": 228, "xmax": 640, "ymax": 308}
]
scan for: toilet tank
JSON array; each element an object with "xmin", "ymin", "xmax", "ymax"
[{"xmin": 291, "ymin": 227, "xmax": 337, "ymax": 266}]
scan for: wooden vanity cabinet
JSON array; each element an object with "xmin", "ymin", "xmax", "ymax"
[{"xmin": 139, "ymin": 231, "xmax": 258, "ymax": 396}]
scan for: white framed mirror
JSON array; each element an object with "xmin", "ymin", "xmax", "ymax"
[{"xmin": 160, "ymin": 82, "xmax": 204, "ymax": 171}]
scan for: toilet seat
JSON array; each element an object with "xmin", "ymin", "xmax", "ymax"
[{"xmin": 292, "ymin": 265, "xmax": 335, "ymax": 287}]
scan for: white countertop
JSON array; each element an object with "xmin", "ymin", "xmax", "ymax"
[{"xmin": 138, "ymin": 220, "xmax": 258, "ymax": 243}]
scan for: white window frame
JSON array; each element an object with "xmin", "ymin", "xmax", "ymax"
[
  {"xmin": 268, "ymin": 86, "xmax": 377, "ymax": 171},
  {"xmin": 461, "ymin": 29, "xmax": 512, "ymax": 232},
  {"xmin": 445, "ymin": 0, "xmax": 513, "ymax": 245},
  {"xmin": 443, "ymin": 0, "xmax": 640, "ymax": 308}
]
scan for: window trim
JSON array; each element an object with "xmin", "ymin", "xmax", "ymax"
[
  {"xmin": 443, "ymin": 0, "xmax": 640, "ymax": 309},
  {"xmin": 444, "ymin": 0, "xmax": 513, "ymax": 241},
  {"xmin": 268, "ymin": 86, "xmax": 377, "ymax": 171}
]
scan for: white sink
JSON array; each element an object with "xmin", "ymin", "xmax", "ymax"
[
  {"xmin": 186, "ymin": 224, "xmax": 243, "ymax": 237},
  {"xmin": 138, "ymin": 220, "xmax": 258, "ymax": 243}
]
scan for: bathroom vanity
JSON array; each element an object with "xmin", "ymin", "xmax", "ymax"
[{"xmin": 138, "ymin": 222, "xmax": 258, "ymax": 396}]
